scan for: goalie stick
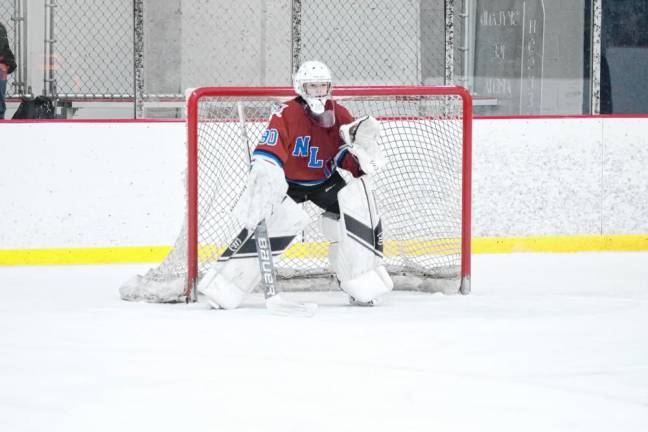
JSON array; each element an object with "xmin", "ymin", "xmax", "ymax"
[{"xmin": 254, "ymin": 220, "xmax": 318, "ymax": 317}]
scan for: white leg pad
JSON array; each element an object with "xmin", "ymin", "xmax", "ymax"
[
  {"xmin": 198, "ymin": 197, "xmax": 311, "ymax": 310},
  {"xmin": 341, "ymin": 266, "xmax": 393, "ymax": 303},
  {"xmin": 198, "ymin": 257, "xmax": 260, "ymax": 310},
  {"xmin": 375, "ymin": 265, "xmax": 393, "ymax": 290},
  {"xmin": 334, "ymin": 177, "xmax": 393, "ymax": 302},
  {"xmin": 321, "ymin": 213, "xmax": 341, "ymax": 275},
  {"xmin": 320, "ymin": 213, "xmax": 341, "ymax": 242},
  {"xmin": 267, "ymin": 196, "xmax": 312, "ymax": 237}
]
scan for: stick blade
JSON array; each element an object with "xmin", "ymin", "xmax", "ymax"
[{"xmin": 265, "ymin": 294, "xmax": 318, "ymax": 317}]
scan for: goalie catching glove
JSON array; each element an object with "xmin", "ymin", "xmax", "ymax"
[
  {"xmin": 233, "ymin": 159, "xmax": 288, "ymax": 231},
  {"xmin": 339, "ymin": 115, "xmax": 385, "ymax": 175}
]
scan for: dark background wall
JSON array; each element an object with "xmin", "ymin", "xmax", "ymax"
[{"xmin": 602, "ymin": 0, "xmax": 648, "ymax": 114}]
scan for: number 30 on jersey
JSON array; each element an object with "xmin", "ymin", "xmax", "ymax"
[{"xmin": 260, "ymin": 128, "xmax": 278, "ymax": 146}]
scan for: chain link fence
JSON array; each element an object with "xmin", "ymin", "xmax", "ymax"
[
  {"xmin": 141, "ymin": 0, "xmax": 452, "ymax": 117},
  {"xmin": 3, "ymin": 0, "xmax": 458, "ymax": 116},
  {"xmin": 176, "ymin": 0, "xmax": 280, "ymax": 89},
  {"xmin": 166, "ymin": 0, "xmax": 449, "ymax": 90},
  {"xmin": 0, "ymin": 0, "xmax": 17, "ymax": 97},
  {"xmin": 1, "ymin": 0, "xmax": 605, "ymax": 117},
  {"xmin": 51, "ymin": 0, "xmax": 133, "ymax": 98},
  {"xmin": 294, "ymin": 0, "xmax": 447, "ymax": 86}
]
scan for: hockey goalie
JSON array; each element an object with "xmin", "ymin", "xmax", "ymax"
[{"xmin": 197, "ymin": 60, "xmax": 394, "ymax": 311}]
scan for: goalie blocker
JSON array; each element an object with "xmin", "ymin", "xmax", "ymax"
[{"xmin": 198, "ymin": 175, "xmax": 393, "ymax": 309}]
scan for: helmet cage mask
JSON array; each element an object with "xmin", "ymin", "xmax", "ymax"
[{"xmin": 293, "ymin": 61, "xmax": 334, "ymax": 126}]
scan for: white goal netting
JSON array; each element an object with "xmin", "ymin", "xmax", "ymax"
[{"xmin": 120, "ymin": 86, "xmax": 472, "ymax": 303}]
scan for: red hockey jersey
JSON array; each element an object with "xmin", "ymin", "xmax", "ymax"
[{"xmin": 252, "ymin": 98, "xmax": 362, "ymax": 185}]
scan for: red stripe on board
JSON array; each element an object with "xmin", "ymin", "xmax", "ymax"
[
  {"xmin": 476, "ymin": 114, "xmax": 648, "ymax": 120},
  {"xmin": 0, "ymin": 118, "xmax": 183, "ymax": 124}
]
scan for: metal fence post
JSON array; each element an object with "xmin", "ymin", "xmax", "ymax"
[
  {"xmin": 133, "ymin": 0, "xmax": 144, "ymax": 118},
  {"xmin": 11, "ymin": 0, "xmax": 27, "ymax": 95},
  {"xmin": 290, "ymin": 0, "xmax": 302, "ymax": 76},
  {"xmin": 445, "ymin": 0, "xmax": 455, "ymax": 85},
  {"xmin": 289, "ymin": 0, "xmax": 302, "ymax": 76},
  {"xmin": 43, "ymin": 0, "xmax": 57, "ymax": 97},
  {"xmin": 590, "ymin": 0, "xmax": 601, "ymax": 115}
]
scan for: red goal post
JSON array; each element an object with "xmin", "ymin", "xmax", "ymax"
[{"xmin": 185, "ymin": 86, "xmax": 472, "ymax": 300}]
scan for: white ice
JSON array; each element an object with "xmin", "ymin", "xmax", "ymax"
[{"xmin": 1, "ymin": 252, "xmax": 647, "ymax": 432}]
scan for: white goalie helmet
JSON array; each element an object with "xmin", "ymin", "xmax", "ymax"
[{"xmin": 293, "ymin": 60, "xmax": 333, "ymax": 118}]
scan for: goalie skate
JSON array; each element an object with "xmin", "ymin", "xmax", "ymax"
[{"xmin": 348, "ymin": 295, "xmax": 379, "ymax": 307}]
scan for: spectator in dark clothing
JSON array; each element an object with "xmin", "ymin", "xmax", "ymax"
[{"xmin": 0, "ymin": 22, "xmax": 17, "ymax": 119}]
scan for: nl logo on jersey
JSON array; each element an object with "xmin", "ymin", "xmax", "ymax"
[{"xmin": 292, "ymin": 136, "xmax": 323, "ymax": 168}]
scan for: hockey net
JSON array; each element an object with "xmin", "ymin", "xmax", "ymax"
[{"xmin": 120, "ymin": 86, "xmax": 472, "ymax": 303}]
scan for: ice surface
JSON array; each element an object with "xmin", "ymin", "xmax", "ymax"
[{"xmin": 1, "ymin": 252, "xmax": 647, "ymax": 432}]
